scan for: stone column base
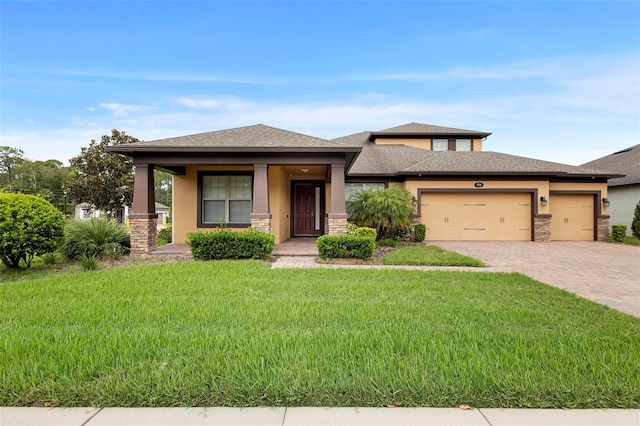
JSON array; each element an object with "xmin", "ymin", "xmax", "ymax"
[
  {"xmin": 327, "ymin": 213, "xmax": 348, "ymax": 236},
  {"xmin": 129, "ymin": 214, "xmax": 158, "ymax": 255},
  {"xmin": 251, "ymin": 213, "xmax": 272, "ymax": 234},
  {"xmin": 597, "ymin": 216, "xmax": 610, "ymax": 242},
  {"xmin": 534, "ymin": 214, "xmax": 551, "ymax": 242}
]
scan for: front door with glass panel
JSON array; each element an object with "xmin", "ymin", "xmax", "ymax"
[{"xmin": 293, "ymin": 183, "xmax": 322, "ymax": 236}]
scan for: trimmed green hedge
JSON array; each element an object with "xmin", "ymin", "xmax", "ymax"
[
  {"xmin": 414, "ymin": 223, "xmax": 426, "ymax": 242},
  {"xmin": 611, "ymin": 224, "xmax": 627, "ymax": 242},
  {"xmin": 188, "ymin": 229, "xmax": 275, "ymax": 260},
  {"xmin": 353, "ymin": 226, "xmax": 377, "ymax": 240},
  {"xmin": 317, "ymin": 235, "xmax": 376, "ymax": 261}
]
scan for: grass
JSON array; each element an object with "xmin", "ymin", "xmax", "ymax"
[
  {"xmin": 621, "ymin": 236, "xmax": 640, "ymax": 246},
  {"xmin": 2, "ymin": 261, "xmax": 639, "ymax": 408},
  {"xmin": 383, "ymin": 245, "xmax": 485, "ymax": 267}
]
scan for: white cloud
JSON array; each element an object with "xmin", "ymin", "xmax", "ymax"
[
  {"xmin": 99, "ymin": 102, "xmax": 156, "ymax": 117},
  {"xmin": 57, "ymin": 70, "xmax": 276, "ymax": 85}
]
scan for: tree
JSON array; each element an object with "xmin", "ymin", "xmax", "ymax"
[
  {"xmin": 0, "ymin": 146, "xmax": 26, "ymax": 188},
  {"xmin": 350, "ymin": 187, "xmax": 415, "ymax": 240},
  {"xmin": 65, "ymin": 129, "xmax": 138, "ymax": 215},
  {"xmin": 632, "ymin": 201, "xmax": 640, "ymax": 239},
  {"xmin": 0, "ymin": 193, "xmax": 65, "ymax": 268}
]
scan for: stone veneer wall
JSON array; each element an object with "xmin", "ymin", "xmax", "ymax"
[
  {"xmin": 129, "ymin": 216, "xmax": 158, "ymax": 255},
  {"xmin": 250, "ymin": 216, "xmax": 272, "ymax": 234},
  {"xmin": 533, "ymin": 215, "xmax": 551, "ymax": 242},
  {"xmin": 327, "ymin": 214, "xmax": 348, "ymax": 236},
  {"xmin": 597, "ymin": 216, "xmax": 610, "ymax": 242}
]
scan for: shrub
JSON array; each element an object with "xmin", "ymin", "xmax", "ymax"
[
  {"xmin": 386, "ymin": 225, "xmax": 411, "ymax": 242},
  {"xmin": 79, "ymin": 254, "xmax": 99, "ymax": 271},
  {"xmin": 41, "ymin": 252, "xmax": 60, "ymax": 265},
  {"xmin": 317, "ymin": 235, "xmax": 376, "ymax": 261},
  {"xmin": 60, "ymin": 218, "xmax": 130, "ymax": 259},
  {"xmin": 188, "ymin": 229, "xmax": 275, "ymax": 260},
  {"xmin": 158, "ymin": 226, "xmax": 172, "ymax": 246},
  {"xmin": 632, "ymin": 201, "xmax": 640, "ymax": 239},
  {"xmin": 377, "ymin": 238, "xmax": 398, "ymax": 248},
  {"xmin": 347, "ymin": 222, "xmax": 359, "ymax": 236},
  {"xmin": 611, "ymin": 225, "xmax": 627, "ymax": 242},
  {"xmin": 350, "ymin": 187, "xmax": 414, "ymax": 240},
  {"xmin": 0, "ymin": 194, "xmax": 65, "ymax": 268},
  {"xmin": 414, "ymin": 223, "xmax": 426, "ymax": 242},
  {"xmin": 353, "ymin": 226, "xmax": 377, "ymax": 240}
]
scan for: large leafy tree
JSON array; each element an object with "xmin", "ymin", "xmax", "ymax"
[
  {"xmin": 0, "ymin": 146, "xmax": 27, "ymax": 188},
  {"xmin": 65, "ymin": 129, "xmax": 138, "ymax": 215}
]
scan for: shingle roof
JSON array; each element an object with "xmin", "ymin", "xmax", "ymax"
[
  {"xmin": 372, "ymin": 122, "xmax": 491, "ymax": 138},
  {"xmin": 110, "ymin": 124, "xmax": 354, "ymax": 153},
  {"xmin": 331, "ymin": 131, "xmax": 371, "ymax": 147},
  {"xmin": 581, "ymin": 144, "xmax": 639, "ymax": 186},
  {"xmin": 348, "ymin": 142, "xmax": 621, "ymax": 178}
]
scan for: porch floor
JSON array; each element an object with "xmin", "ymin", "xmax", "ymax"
[
  {"xmin": 272, "ymin": 237, "xmax": 319, "ymax": 257},
  {"xmin": 151, "ymin": 238, "xmax": 319, "ymax": 257}
]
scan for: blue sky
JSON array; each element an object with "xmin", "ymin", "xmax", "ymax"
[{"xmin": 1, "ymin": 1, "xmax": 639, "ymax": 165}]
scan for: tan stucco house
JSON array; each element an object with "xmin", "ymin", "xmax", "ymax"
[
  {"xmin": 582, "ymin": 144, "xmax": 640, "ymax": 236},
  {"xmin": 108, "ymin": 122, "xmax": 621, "ymax": 254}
]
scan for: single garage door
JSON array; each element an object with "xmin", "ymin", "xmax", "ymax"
[
  {"xmin": 420, "ymin": 192, "xmax": 532, "ymax": 241},
  {"xmin": 550, "ymin": 194, "xmax": 594, "ymax": 240}
]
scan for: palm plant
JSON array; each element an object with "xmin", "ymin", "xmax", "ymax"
[
  {"xmin": 60, "ymin": 218, "xmax": 130, "ymax": 259},
  {"xmin": 350, "ymin": 187, "xmax": 414, "ymax": 240}
]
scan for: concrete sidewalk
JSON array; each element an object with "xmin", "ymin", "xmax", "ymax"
[{"xmin": 1, "ymin": 407, "xmax": 638, "ymax": 426}]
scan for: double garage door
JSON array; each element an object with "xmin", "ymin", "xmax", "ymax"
[
  {"xmin": 421, "ymin": 193, "xmax": 532, "ymax": 241},
  {"xmin": 420, "ymin": 192, "xmax": 595, "ymax": 241}
]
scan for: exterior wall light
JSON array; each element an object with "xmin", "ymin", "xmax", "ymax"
[
  {"xmin": 602, "ymin": 198, "xmax": 610, "ymax": 207},
  {"xmin": 540, "ymin": 196, "xmax": 548, "ymax": 207}
]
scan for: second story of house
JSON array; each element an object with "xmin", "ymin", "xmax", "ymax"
[{"xmin": 367, "ymin": 122, "xmax": 491, "ymax": 152}]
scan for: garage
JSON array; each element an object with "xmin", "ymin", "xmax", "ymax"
[
  {"xmin": 550, "ymin": 193, "xmax": 595, "ymax": 240},
  {"xmin": 420, "ymin": 192, "xmax": 532, "ymax": 241}
]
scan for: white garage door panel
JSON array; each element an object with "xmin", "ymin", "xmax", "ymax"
[{"xmin": 421, "ymin": 193, "xmax": 531, "ymax": 241}]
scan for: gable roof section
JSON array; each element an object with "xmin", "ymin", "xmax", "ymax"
[
  {"xmin": 581, "ymin": 144, "xmax": 639, "ymax": 186},
  {"xmin": 109, "ymin": 124, "xmax": 357, "ymax": 153},
  {"xmin": 370, "ymin": 122, "xmax": 492, "ymax": 139}
]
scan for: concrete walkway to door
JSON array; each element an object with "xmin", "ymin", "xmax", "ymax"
[{"xmin": 433, "ymin": 241, "xmax": 640, "ymax": 318}]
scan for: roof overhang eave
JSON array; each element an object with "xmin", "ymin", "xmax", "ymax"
[
  {"xmin": 368, "ymin": 132, "xmax": 492, "ymax": 141},
  {"xmin": 107, "ymin": 146, "xmax": 362, "ymax": 154}
]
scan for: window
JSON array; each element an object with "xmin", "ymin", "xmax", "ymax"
[
  {"xmin": 345, "ymin": 183, "xmax": 385, "ymax": 216},
  {"xmin": 201, "ymin": 174, "xmax": 252, "ymax": 225},
  {"xmin": 456, "ymin": 139, "xmax": 471, "ymax": 151},
  {"xmin": 432, "ymin": 139, "xmax": 448, "ymax": 151}
]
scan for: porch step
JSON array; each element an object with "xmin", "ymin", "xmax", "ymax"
[{"xmin": 272, "ymin": 238, "xmax": 319, "ymax": 257}]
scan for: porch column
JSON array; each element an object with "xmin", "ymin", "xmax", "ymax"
[
  {"xmin": 251, "ymin": 163, "xmax": 271, "ymax": 233},
  {"xmin": 328, "ymin": 163, "xmax": 348, "ymax": 235},
  {"xmin": 129, "ymin": 163, "xmax": 158, "ymax": 255}
]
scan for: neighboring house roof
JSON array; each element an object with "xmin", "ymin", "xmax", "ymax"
[
  {"xmin": 581, "ymin": 144, "xmax": 639, "ymax": 187},
  {"xmin": 110, "ymin": 124, "xmax": 357, "ymax": 153}
]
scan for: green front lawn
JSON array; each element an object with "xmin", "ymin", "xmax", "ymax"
[
  {"xmin": 383, "ymin": 245, "xmax": 485, "ymax": 267},
  {"xmin": 1, "ymin": 261, "xmax": 639, "ymax": 408}
]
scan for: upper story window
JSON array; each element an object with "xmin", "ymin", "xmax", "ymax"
[
  {"xmin": 455, "ymin": 139, "xmax": 471, "ymax": 151},
  {"xmin": 431, "ymin": 138, "xmax": 473, "ymax": 151},
  {"xmin": 200, "ymin": 174, "xmax": 252, "ymax": 226},
  {"xmin": 432, "ymin": 139, "xmax": 448, "ymax": 151}
]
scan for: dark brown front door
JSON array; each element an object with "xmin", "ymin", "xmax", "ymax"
[{"xmin": 293, "ymin": 183, "xmax": 321, "ymax": 236}]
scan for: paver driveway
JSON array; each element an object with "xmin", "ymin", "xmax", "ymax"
[{"xmin": 433, "ymin": 241, "xmax": 640, "ymax": 317}]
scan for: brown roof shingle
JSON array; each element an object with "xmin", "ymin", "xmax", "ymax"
[
  {"xmin": 373, "ymin": 122, "xmax": 491, "ymax": 137},
  {"xmin": 348, "ymin": 142, "xmax": 621, "ymax": 178},
  {"xmin": 111, "ymin": 124, "xmax": 353, "ymax": 152},
  {"xmin": 581, "ymin": 144, "xmax": 639, "ymax": 186}
]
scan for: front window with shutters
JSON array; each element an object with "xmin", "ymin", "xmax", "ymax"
[{"xmin": 200, "ymin": 174, "xmax": 252, "ymax": 225}]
